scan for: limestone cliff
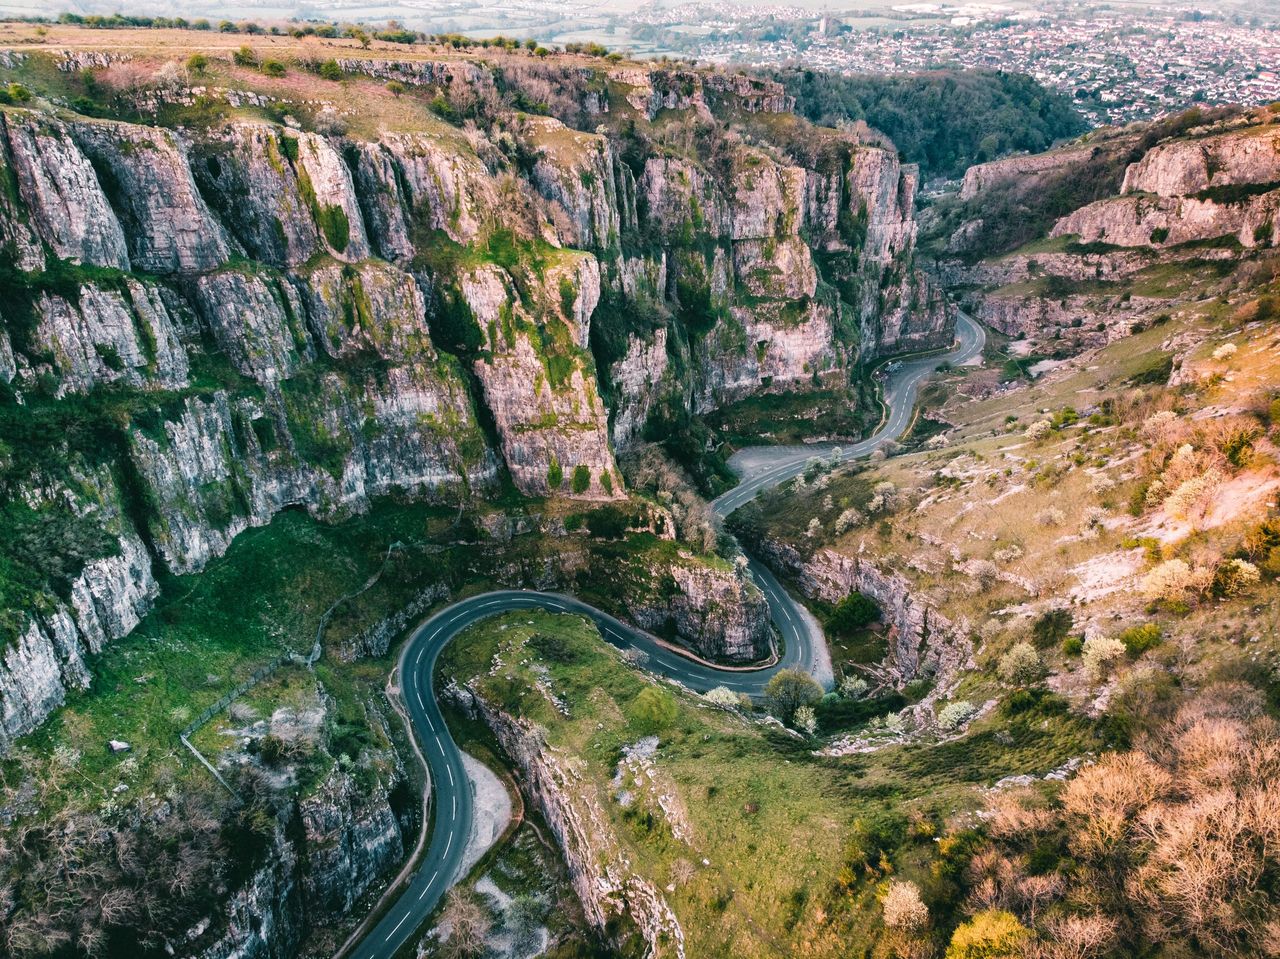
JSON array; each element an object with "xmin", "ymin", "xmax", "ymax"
[{"xmin": 0, "ymin": 49, "xmax": 944, "ymax": 745}]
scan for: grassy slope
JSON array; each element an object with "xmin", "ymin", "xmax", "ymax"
[{"xmin": 440, "ymin": 610, "xmax": 1093, "ymax": 958}]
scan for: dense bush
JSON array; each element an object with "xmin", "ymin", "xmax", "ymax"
[{"xmin": 825, "ymin": 591, "xmax": 881, "ymax": 636}]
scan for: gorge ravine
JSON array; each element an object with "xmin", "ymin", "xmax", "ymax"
[{"xmin": 350, "ymin": 311, "xmax": 985, "ymax": 959}]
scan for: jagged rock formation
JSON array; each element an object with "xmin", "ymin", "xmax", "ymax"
[
  {"xmin": 0, "ymin": 50, "xmax": 947, "ymax": 746},
  {"xmin": 756, "ymin": 539, "xmax": 973, "ymax": 686},
  {"xmin": 939, "ymin": 110, "xmax": 1280, "ymax": 342},
  {"xmin": 462, "ymin": 689, "xmax": 687, "ymax": 959},
  {"xmin": 1051, "ymin": 124, "xmax": 1280, "ymax": 250},
  {"xmin": 188, "ymin": 699, "xmax": 406, "ymax": 959}
]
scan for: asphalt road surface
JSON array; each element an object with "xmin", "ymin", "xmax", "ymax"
[{"xmin": 347, "ymin": 311, "xmax": 985, "ymax": 959}]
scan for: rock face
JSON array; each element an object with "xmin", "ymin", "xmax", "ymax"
[
  {"xmin": 0, "ymin": 474, "xmax": 158, "ymax": 752},
  {"xmin": 757, "ymin": 539, "xmax": 971, "ymax": 685},
  {"xmin": 959, "ymin": 145, "xmax": 1097, "ymax": 202},
  {"xmin": 0, "ymin": 58, "xmax": 944, "ymax": 746},
  {"xmin": 189, "ymin": 700, "xmax": 406, "ymax": 959},
  {"xmin": 1121, "ymin": 124, "xmax": 1280, "ymax": 196},
  {"xmin": 1049, "ymin": 123, "xmax": 1280, "ymax": 250},
  {"xmin": 623, "ymin": 553, "xmax": 772, "ymax": 662},
  {"xmin": 4, "ymin": 111, "xmax": 129, "ymax": 269},
  {"xmin": 468, "ymin": 693, "xmax": 687, "ymax": 959}
]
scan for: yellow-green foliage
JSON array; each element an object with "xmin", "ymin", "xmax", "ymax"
[{"xmin": 945, "ymin": 910, "xmax": 1029, "ymax": 959}]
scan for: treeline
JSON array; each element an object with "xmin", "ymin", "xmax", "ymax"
[
  {"xmin": 773, "ymin": 68, "xmax": 1087, "ymax": 180},
  {"xmin": 41, "ymin": 13, "xmax": 620, "ymax": 59}
]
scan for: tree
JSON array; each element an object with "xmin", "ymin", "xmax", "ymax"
[
  {"xmin": 997, "ymin": 642, "xmax": 1043, "ymax": 686},
  {"xmin": 945, "ymin": 910, "xmax": 1029, "ymax": 959},
  {"xmin": 386, "ymin": 79, "xmax": 406, "ymax": 97},
  {"xmin": 571, "ymin": 464, "xmax": 591, "ymax": 494},
  {"xmin": 547, "ymin": 458, "xmax": 563, "ymax": 490},
  {"xmin": 764, "ymin": 669, "xmax": 823, "ymax": 724},
  {"xmin": 318, "ymin": 58, "xmax": 343, "ymax": 81},
  {"xmin": 348, "ymin": 26, "xmax": 371, "ymax": 49}
]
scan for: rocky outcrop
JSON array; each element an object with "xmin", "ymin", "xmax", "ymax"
[
  {"xmin": 960, "ymin": 145, "xmax": 1096, "ymax": 201},
  {"xmin": 4, "ymin": 110, "xmax": 129, "ymax": 270},
  {"xmin": 30, "ymin": 279, "xmax": 190, "ymax": 395},
  {"xmin": 188, "ymin": 702, "xmax": 406, "ymax": 959},
  {"xmin": 300, "ymin": 767, "xmax": 405, "ymax": 923},
  {"xmin": 192, "ymin": 821, "xmax": 306, "ymax": 959},
  {"xmin": 0, "ymin": 474, "xmax": 158, "ymax": 752},
  {"xmin": 462, "ymin": 260, "xmax": 621, "ymax": 499},
  {"xmin": 620, "ymin": 553, "xmax": 771, "ymax": 662},
  {"xmin": 192, "ymin": 267, "xmax": 311, "ymax": 384},
  {"xmin": 523, "ymin": 116, "xmax": 625, "ymax": 252},
  {"xmin": 758, "ymin": 540, "xmax": 971, "ymax": 684},
  {"xmin": 1051, "ymin": 190, "xmax": 1279, "ymax": 249},
  {"xmin": 1048, "ymin": 123, "xmax": 1280, "ymax": 250},
  {"xmin": 1122, "ymin": 125, "xmax": 1280, "ymax": 196},
  {"xmin": 467, "ymin": 694, "xmax": 686, "ymax": 959}
]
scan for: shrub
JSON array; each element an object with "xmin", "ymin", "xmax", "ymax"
[
  {"xmin": 1035, "ymin": 506, "xmax": 1066, "ymax": 526},
  {"xmin": 839, "ymin": 675, "xmax": 869, "ymax": 699},
  {"xmin": 1212, "ymin": 558, "xmax": 1260, "ymax": 597},
  {"xmin": 628, "ymin": 686, "xmax": 677, "ymax": 733},
  {"xmin": 702, "ymin": 686, "xmax": 740, "ymax": 708},
  {"xmin": 1141, "ymin": 559, "xmax": 1212, "ymax": 603},
  {"xmin": 1026, "ymin": 419, "xmax": 1052, "ymax": 441},
  {"xmin": 571, "ymin": 464, "xmax": 591, "ymax": 494},
  {"xmin": 937, "ymin": 700, "xmax": 977, "ymax": 731},
  {"xmin": 1117, "ymin": 623, "xmax": 1162, "ymax": 655},
  {"xmin": 997, "ymin": 642, "xmax": 1044, "ymax": 686},
  {"xmin": 232, "ymin": 45, "xmax": 257, "ymax": 66},
  {"xmin": 186, "ymin": 53, "xmax": 209, "ymax": 73},
  {"xmin": 318, "ymin": 59, "xmax": 343, "ymax": 81},
  {"xmin": 945, "ymin": 909, "xmax": 1029, "ymax": 959},
  {"xmin": 1031, "ymin": 607, "xmax": 1073, "ymax": 648},
  {"xmin": 600, "ymin": 470, "xmax": 614, "ymax": 495},
  {"xmin": 1082, "ymin": 635, "xmax": 1127, "ymax": 680},
  {"xmin": 1063, "ymin": 635, "xmax": 1084, "ymax": 656},
  {"xmin": 882, "ymin": 879, "xmax": 929, "ymax": 933},
  {"xmin": 386, "ymin": 79, "xmax": 406, "ymax": 97},
  {"xmin": 547, "ymin": 458, "xmax": 563, "ymax": 490},
  {"xmin": 260, "ymin": 58, "xmax": 286, "ymax": 77}
]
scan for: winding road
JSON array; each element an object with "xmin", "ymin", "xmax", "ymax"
[{"xmin": 345, "ymin": 312, "xmax": 985, "ymax": 959}]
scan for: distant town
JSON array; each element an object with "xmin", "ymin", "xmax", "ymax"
[{"xmin": 661, "ymin": 7, "xmax": 1280, "ymax": 125}]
